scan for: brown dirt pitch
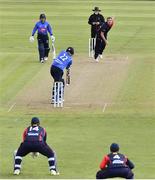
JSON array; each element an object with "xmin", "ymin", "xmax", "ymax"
[{"xmin": 14, "ymin": 54, "xmax": 131, "ymax": 111}]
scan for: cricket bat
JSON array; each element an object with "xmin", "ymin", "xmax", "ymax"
[
  {"xmin": 52, "ymin": 42, "xmax": 56, "ymax": 59},
  {"xmin": 66, "ymin": 69, "xmax": 70, "ymax": 85}
]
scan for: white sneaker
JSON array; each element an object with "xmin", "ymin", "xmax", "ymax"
[
  {"xmin": 50, "ymin": 169, "xmax": 60, "ymax": 175},
  {"xmin": 44, "ymin": 57, "xmax": 48, "ymax": 61},
  {"xmin": 99, "ymin": 54, "xmax": 103, "ymax": 59},
  {"xmin": 95, "ymin": 58, "xmax": 99, "ymax": 62},
  {"xmin": 14, "ymin": 169, "xmax": 20, "ymax": 175},
  {"xmin": 40, "ymin": 59, "xmax": 44, "ymax": 63}
]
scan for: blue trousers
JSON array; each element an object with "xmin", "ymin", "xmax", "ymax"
[
  {"xmin": 94, "ymin": 38, "xmax": 106, "ymax": 59},
  {"xmin": 96, "ymin": 167, "xmax": 134, "ymax": 179},
  {"xmin": 37, "ymin": 34, "xmax": 50, "ymax": 61},
  {"xmin": 14, "ymin": 142, "xmax": 57, "ymax": 172}
]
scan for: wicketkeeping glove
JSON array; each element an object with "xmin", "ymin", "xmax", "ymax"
[
  {"xmin": 51, "ymin": 35, "xmax": 55, "ymax": 42},
  {"xmin": 29, "ymin": 36, "xmax": 34, "ymax": 43},
  {"xmin": 31, "ymin": 152, "xmax": 39, "ymax": 158}
]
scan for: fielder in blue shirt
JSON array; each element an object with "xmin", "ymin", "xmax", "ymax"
[
  {"xmin": 50, "ymin": 47, "xmax": 74, "ymax": 103},
  {"xmin": 29, "ymin": 14, "xmax": 55, "ymax": 63}
]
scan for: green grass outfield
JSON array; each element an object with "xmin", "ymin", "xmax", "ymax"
[{"xmin": 0, "ymin": 0, "xmax": 155, "ymax": 178}]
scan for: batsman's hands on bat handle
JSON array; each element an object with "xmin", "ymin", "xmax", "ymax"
[
  {"xmin": 50, "ymin": 35, "xmax": 55, "ymax": 42},
  {"xmin": 29, "ymin": 36, "xmax": 34, "ymax": 43}
]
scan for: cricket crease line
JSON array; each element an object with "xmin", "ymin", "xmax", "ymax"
[
  {"xmin": 8, "ymin": 103, "xmax": 16, "ymax": 112},
  {"xmin": 125, "ymin": 56, "xmax": 129, "ymax": 60},
  {"xmin": 102, "ymin": 103, "xmax": 107, "ymax": 113}
]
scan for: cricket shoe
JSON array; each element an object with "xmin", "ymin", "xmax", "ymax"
[
  {"xmin": 40, "ymin": 59, "xmax": 44, "ymax": 63},
  {"xmin": 99, "ymin": 54, "xmax": 103, "ymax": 59},
  {"xmin": 50, "ymin": 170, "xmax": 60, "ymax": 176},
  {"xmin": 44, "ymin": 57, "xmax": 48, "ymax": 61},
  {"xmin": 14, "ymin": 169, "xmax": 20, "ymax": 175},
  {"xmin": 94, "ymin": 57, "xmax": 99, "ymax": 62}
]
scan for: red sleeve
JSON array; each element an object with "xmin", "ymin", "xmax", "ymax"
[
  {"xmin": 22, "ymin": 128, "xmax": 28, "ymax": 142},
  {"xmin": 100, "ymin": 155, "xmax": 110, "ymax": 169}
]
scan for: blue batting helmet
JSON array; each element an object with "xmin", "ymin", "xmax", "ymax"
[{"xmin": 110, "ymin": 143, "xmax": 119, "ymax": 152}]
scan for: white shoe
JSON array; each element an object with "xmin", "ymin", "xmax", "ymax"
[
  {"xmin": 40, "ymin": 59, "xmax": 44, "ymax": 63},
  {"xmin": 14, "ymin": 169, "xmax": 20, "ymax": 175},
  {"xmin": 99, "ymin": 54, "xmax": 103, "ymax": 59},
  {"xmin": 95, "ymin": 58, "xmax": 99, "ymax": 62},
  {"xmin": 44, "ymin": 57, "xmax": 48, "ymax": 61},
  {"xmin": 50, "ymin": 169, "xmax": 60, "ymax": 175}
]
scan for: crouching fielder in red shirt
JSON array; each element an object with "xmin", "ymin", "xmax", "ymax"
[{"xmin": 96, "ymin": 143, "xmax": 134, "ymax": 179}]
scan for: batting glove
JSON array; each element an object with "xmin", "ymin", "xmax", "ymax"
[
  {"xmin": 51, "ymin": 35, "xmax": 55, "ymax": 42},
  {"xmin": 29, "ymin": 36, "xmax": 34, "ymax": 43}
]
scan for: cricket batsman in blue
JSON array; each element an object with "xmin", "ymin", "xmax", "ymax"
[
  {"xmin": 14, "ymin": 117, "xmax": 59, "ymax": 176},
  {"xmin": 29, "ymin": 14, "xmax": 55, "ymax": 63},
  {"xmin": 50, "ymin": 47, "xmax": 74, "ymax": 103}
]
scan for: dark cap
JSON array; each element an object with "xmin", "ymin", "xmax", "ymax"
[
  {"xmin": 31, "ymin": 117, "xmax": 40, "ymax": 125},
  {"xmin": 110, "ymin": 143, "xmax": 119, "ymax": 152},
  {"xmin": 92, "ymin": 7, "xmax": 101, "ymax": 12},
  {"xmin": 40, "ymin": 14, "xmax": 46, "ymax": 19}
]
